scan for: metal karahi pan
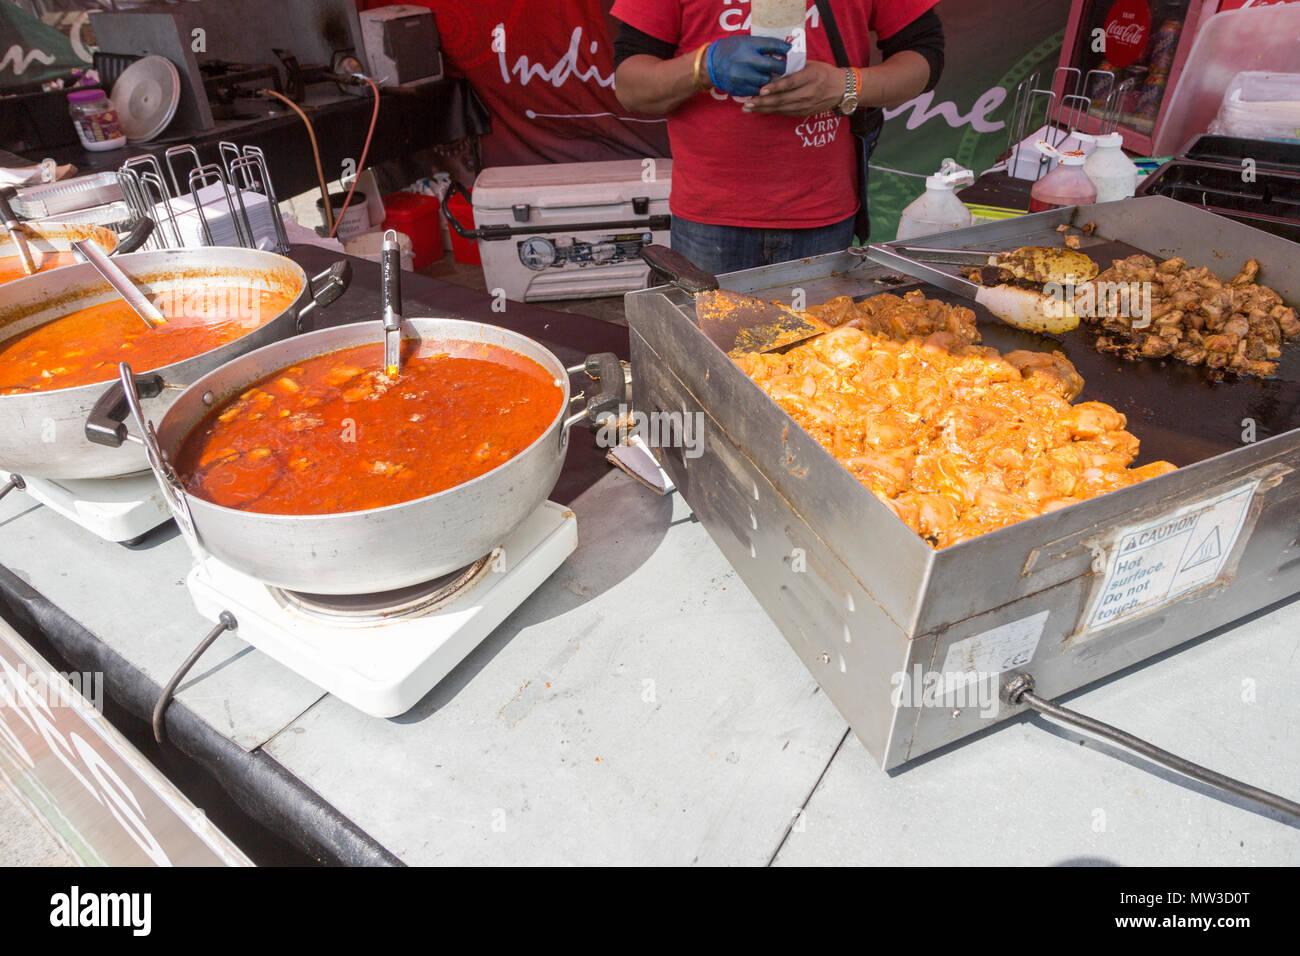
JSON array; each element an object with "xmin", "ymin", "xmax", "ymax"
[
  {"xmin": 0, "ymin": 184, "xmax": 153, "ymax": 281},
  {"xmin": 85, "ymin": 318, "xmax": 626, "ymax": 595},
  {"xmin": 0, "ymin": 247, "xmax": 351, "ymax": 481},
  {"xmin": 0, "ymin": 218, "xmax": 154, "ymax": 274}
]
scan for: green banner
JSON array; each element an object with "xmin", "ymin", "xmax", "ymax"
[
  {"xmin": 0, "ymin": 3, "xmax": 81, "ymax": 90},
  {"xmin": 868, "ymin": 0, "xmax": 1068, "ymax": 240}
]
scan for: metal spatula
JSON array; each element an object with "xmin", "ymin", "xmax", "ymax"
[{"xmin": 640, "ymin": 245, "xmax": 829, "ymax": 354}]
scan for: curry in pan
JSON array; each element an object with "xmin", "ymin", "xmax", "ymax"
[
  {"xmin": 0, "ymin": 286, "xmax": 297, "ymax": 395},
  {"xmin": 0, "ymin": 251, "xmax": 81, "ymax": 284},
  {"xmin": 174, "ymin": 340, "xmax": 565, "ymax": 515}
]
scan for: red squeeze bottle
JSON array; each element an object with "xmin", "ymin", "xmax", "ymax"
[{"xmin": 1029, "ymin": 142, "xmax": 1098, "ymax": 212}]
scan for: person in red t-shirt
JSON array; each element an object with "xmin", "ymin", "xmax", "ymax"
[{"xmin": 610, "ymin": 0, "xmax": 944, "ymax": 274}]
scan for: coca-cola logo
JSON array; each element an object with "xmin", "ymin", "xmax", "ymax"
[
  {"xmin": 1107, "ymin": 22, "xmax": 1146, "ymax": 43},
  {"xmin": 1101, "ymin": 0, "xmax": 1151, "ymax": 68}
]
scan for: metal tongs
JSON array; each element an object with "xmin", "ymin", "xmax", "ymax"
[
  {"xmin": 381, "ymin": 229, "xmax": 402, "ymax": 375},
  {"xmin": 886, "ymin": 243, "xmax": 1099, "ymax": 285},
  {"xmin": 862, "ymin": 243, "xmax": 1082, "ymax": 335}
]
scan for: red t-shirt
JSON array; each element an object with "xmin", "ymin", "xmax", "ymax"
[{"xmin": 610, "ymin": 0, "xmax": 936, "ymax": 228}]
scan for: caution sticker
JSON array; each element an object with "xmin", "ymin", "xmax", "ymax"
[{"xmin": 1083, "ymin": 480, "xmax": 1259, "ymax": 634}]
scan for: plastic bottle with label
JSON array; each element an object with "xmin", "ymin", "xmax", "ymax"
[
  {"xmin": 1029, "ymin": 142, "xmax": 1098, "ymax": 212},
  {"xmin": 1073, "ymin": 130, "xmax": 1141, "ymax": 202},
  {"xmin": 895, "ymin": 159, "xmax": 975, "ymax": 240}
]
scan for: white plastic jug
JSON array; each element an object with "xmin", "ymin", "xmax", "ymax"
[
  {"xmin": 896, "ymin": 159, "xmax": 975, "ymax": 240},
  {"xmin": 1073, "ymin": 130, "xmax": 1141, "ymax": 202}
]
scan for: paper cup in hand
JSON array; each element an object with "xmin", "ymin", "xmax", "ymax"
[{"xmin": 751, "ymin": 0, "xmax": 807, "ymax": 76}]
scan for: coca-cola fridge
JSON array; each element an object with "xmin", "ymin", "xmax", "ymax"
[{"xmin": 1056, "ymin": 0, "xmax": 1298, "ymax": 154}]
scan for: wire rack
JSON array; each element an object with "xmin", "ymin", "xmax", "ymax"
[
  {"xmin": 117, "ymin": 141, "xmax": 290, "ymax": 255},
  {"xmin": 1004, "ymin": 67, "xmax": 1129, "ymax": 182}
]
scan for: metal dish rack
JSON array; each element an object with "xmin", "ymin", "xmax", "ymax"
[{"xmin": 117, "ymin": 141, "xmax": 290, "ymax": 255}]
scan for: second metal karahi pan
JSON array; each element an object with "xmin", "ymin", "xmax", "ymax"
[{"xmin": 84, "ymin": 276, "xmax": 628, "ymax": 593}]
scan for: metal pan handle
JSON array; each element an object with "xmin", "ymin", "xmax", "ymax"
[
  {"xmin": 84, "ymin": 372, "xmax": 166, "ymax": 447},
  {"xmin": 639, "ymin": 244, "xmax": 719, "ymax": 295},
  {"xmin": 560, "ymin": 353, "xmax": 628, "ymax": 452},
  {"xmin": 296, "ymin": 259, "xmax": 353, "ymax": 330},
  {"xmin": 88, "ymin": 364, "xmax": 206, "ymax": 562},
  {"xmin": 111, "ymin": 216, "xmax": 155, "ymax": 256},
  {"xmin": 566, "ymin": 352, "xmax": 627, "ymax": 427}
]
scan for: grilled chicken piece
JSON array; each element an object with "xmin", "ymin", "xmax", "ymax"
[
  {"xmin": 1083, "ymin": 254, "xmax": 1297, "ymax": 378},
  {"xmin": 1231, "ymin": 259, "xmax": 1260, "ymax": 285}
]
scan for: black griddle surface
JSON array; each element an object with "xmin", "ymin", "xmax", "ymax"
[{"xmin": 897, "ymin": 239, "xmax": 1300, "ymax": 468}]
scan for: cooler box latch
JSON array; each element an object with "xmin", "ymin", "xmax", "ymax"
[
  {"xmin": 512, "ymin": 203, "xmax": 531, "ymax": 223},
  {"xmin": 632, "ymin": 197, "xmax": 649, "ymax": 215}
]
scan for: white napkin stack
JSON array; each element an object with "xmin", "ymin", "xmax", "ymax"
[{"xmin": 162, "ymin": 183, "xmax": 281, "ymax": 250}]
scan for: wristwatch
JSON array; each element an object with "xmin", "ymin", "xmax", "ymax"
[{"xmin": 838, "ymin": 68, "xmax": 860, "ymax": 115}]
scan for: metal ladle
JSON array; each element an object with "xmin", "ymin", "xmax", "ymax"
[
  {"xmin": 72, "ymin": 239, "xmax": 166, "ymax": 329},
  {"xmin": 381, "ymin": 229, "xmax": 402, "ymax": 376},
  {"xmin": 0, "ymin": 187, "xmax": 39, "ymax": 276}
]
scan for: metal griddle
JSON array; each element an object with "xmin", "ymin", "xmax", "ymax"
[
  {"xmin": 876, "ymin": 237, "xmax": 1300, "ymax": 469},
  {"xmin": 627, "ymin": 196, "xmax": 1300, "ymax": 770}
]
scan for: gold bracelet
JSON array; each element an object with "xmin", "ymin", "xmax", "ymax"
[{"xmin": 692, "ymin": 42, "xmax": 714, "ymax": 92}]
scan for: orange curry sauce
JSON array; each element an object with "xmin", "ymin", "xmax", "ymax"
[
  {"xmin": 0, "ymin": 251, "xmax": 81, "ymax": 284},
  {"xmin": 174, "ymin": 340, "xmax": 564, "ymax": 515},
  {"xmin": 0, "ymin": 287, "xmax": 295, "ymax": 394}
]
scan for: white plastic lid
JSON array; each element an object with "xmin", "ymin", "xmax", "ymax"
[
  {"xmin": 1036, "ymin": 141, "xmax": 1087, "ymax": 165},
  {"xmin": 926, "ymin": 157, "xmax": 974, "ymax": 190},
  {"xmin": 1074, "ymin": 130, "xmax": 1124, "ymax": 148}
]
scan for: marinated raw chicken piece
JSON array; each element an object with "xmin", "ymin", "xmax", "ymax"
[
  {"xmin": 805, "ymin": 290, "xmax": 978, "ymax": 345},
  {"xmin": 737, "ymin": 303, "xmax": 1175, "ymax": 549}
]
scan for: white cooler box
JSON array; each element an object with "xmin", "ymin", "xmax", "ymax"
[{"xmin": 468, "ymin": 158, "xmax": 672, "ymax": 302}]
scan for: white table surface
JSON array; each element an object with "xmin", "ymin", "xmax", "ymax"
[{"xmin": 2, "ymin": 469, "xmax": 1297, "ymax": 865}]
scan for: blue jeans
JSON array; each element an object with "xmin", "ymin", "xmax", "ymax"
[{"xmin": 670, "ymin": 213, "xmax": 856, "ymax": 276}]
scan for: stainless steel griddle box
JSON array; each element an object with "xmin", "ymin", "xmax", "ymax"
[{"xmin": 627, "ymin": 197, "xmax": 1300, "ymax": 769}]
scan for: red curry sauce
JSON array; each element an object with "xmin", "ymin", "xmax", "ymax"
[
  {"xmin": 0, "ymin": 251, "xmax": 81, "ymax": 284},
  {"xmin": 174, "ymin": 340, "xmax": 564, "ymax": 515},
  {"xmin": 0, "ymin": 287, "xmax": 295, "ymax": 394}
]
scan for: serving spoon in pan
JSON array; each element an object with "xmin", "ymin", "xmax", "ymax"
[
  {"xmin": 72, "ymin": 238, "xmax": 166, "ymax": 329},
  {"xmin": 0, "ymin": 187, "xmax": 40, "ymax": 276},
  {"xmin": 381, "ymin": 229, "xmax": 402, "ymax": 376}
]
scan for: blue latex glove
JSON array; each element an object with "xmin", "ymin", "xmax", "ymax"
[{"xmin": 706, "ymin": 35, "xmax": 791, "ymax": 97}]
